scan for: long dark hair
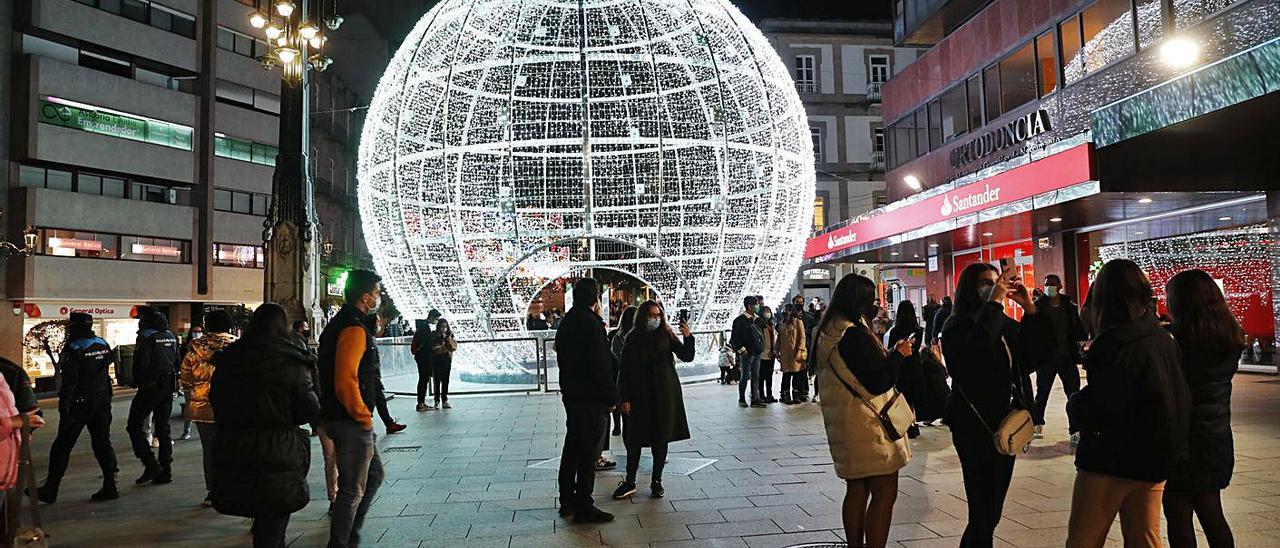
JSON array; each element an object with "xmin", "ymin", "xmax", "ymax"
[
  {"xmin": 1166, "ymin": 269, "xmax": 1247, "ymax": 352},
  {"xmin": 243, "ymin": 302, "xmax": 292, "ymax": 343},
  {"xmin": 617, "ymin": 306, "xmax": 637, "ymax": 335},
  {"xmin": 953, "ymin": 262, "xmax": 999, "ymax": 318},
  {"xmin": 894, "ymin": 300, "xmax": 918, "ymax": 330},
  {"xmin": 816, "ymin": 273, "xmax": 877, "ymax": 338},
  {"xmin": 1091, "ymin": 259, "xmax": 1153, "ymax": 330},
  {"xmin": 625, "ymin": 300, "xmax": 678, "ymax": 346}
]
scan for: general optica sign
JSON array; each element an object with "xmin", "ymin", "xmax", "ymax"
[{"xmin": 805, "ymin": 144, "xmax": 1094, "ymax": 260}]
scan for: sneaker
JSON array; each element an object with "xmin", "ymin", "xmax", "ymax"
[
  {"xmin": 179, "ymin": 429, "xmax": 192, "ymax": 441},
  {"xmin": 750, "ymin": 402, "xmax": 767, "ymax": 408},
  {"xmin": 91, "ymin": 484, "xmax": 119, "ymax": 502},
  {"xmin": 135, "ymin": 464, "xmax": 162, "ymax": 485},
  {"xmin": 596, "ymin": 457, "xmax": 617, "ymax": 471},
  {"xmin": 443, "ymin": 401, "xmax": 452, "ymax": 409},
  {"xmin": 612, "ymin": 481, "xmax": 637, "ymax": 500},
  {"xmin": 572, "ymin": 506, "xmax": 615, "ymax": 524},
  {"xmin": 1033, "ymin": 425, "xmax": 1044, "ymax": 440},
  {"xmin": 416, "ymin": 403, "xmax": 429, "ymax": 412},
  {"xmin": 738, "ymin": 400, "xmax": 748, "ymax": 408},
  {"xmin": 387, "ymin": 422, "xmax": 408, "ymax": 435},
  {"xmin": 650, "ymin": 481, "xmax": 665, "ymax": 498}
]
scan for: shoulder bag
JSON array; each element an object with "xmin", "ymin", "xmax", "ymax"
[
  {"xmin": 824, "ymin": 330, "xmax": 915, "ymax": 442},
  {"xmin": 13, "ymin": 415, "xmax": 48, "ymax": 547},
  {"xmin": 953, "ymin": 338, "xmax": 1034, "ymax": 456}
]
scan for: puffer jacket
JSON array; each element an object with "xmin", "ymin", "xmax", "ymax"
[
  {"xmin": 1166, "ymin": 345, "xmax": 1239, "ymax": 494},
  {"xmin": 1068, "ymin": 314, "xmax": 1190, "ymax": 484},
  {"xmin": 178, "ymin": 332, "xmax": 238, "ymax": 423},
  {"xmin": 210, "ymin": 334, "xmax": 319, "ymax": 518}
]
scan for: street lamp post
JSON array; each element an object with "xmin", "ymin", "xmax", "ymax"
[{"xmin": 249, "ymin": 0, "xmax": 338, "ymax": 326}]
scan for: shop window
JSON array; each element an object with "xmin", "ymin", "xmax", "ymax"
[
  {"xmin": 938, "ymin": 84, "xmax": 968, "ymax": 142},
  {"xmin": 914, "ymin": 107, "xmax": 929, "ymax": 157},
  {"xmin": 1000, "ymin": 42, "xmax": 1037, "ymax": 113},
  {"xmin": 795, "ymin": 55, "xmax": 816, "ymax": 93},
  {"xmin": 42, "ymin": 229, "xmax": 119, "ymax": 259},
  {"xmin": 1081, "ymin": 0, "xmax": 1136, "ymax": 75},
  {"xmin": 1060, "ymin": 15, "xmax": 1084, "ymax": 85},
  {"xmin": 1135, "ymin": 0, "xmax": 1165, "ymax": 49},
  {"xmin": 966, "ymin": 74, "xmax": 983, "ymax": 132},
  {"xmin": 1036, "ymin": 30, "xmax": 1058, "ymax": 96}
]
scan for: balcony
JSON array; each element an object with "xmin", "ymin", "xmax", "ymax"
[
  {"xmin": 796, "ymin": 82, "xmax": 816, "ymax": 94},
  {"xmin": 870, "ymin": 151, "xmax": 886, "ymax": 172},
  {"xmin": 867, "ymin": 82, "xmax": 884, "ymax": 102}
]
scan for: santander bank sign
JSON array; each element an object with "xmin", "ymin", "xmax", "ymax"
[{"xmin": 804, "ymin": 144, "xmax": 1093, "ymax": 260}]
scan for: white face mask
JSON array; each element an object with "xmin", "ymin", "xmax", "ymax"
[
  {"xmin": 1046, "ymin": 286, "xmax": 1060, "ymax": 298},
  {"xmin": 645, "ymin": 318, "xmax": 661, "ymax": 331}
]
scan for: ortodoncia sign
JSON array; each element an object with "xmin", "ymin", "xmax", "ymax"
[
  {"xmin": 949, "ymin": 109, "xmax": 1052, "ymax": 168},
  {"xmin": 805, "ymin": 144, "xmax": 1094, "ymax": 260}
]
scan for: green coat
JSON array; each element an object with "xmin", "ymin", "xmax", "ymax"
[{"xmin": 619, "ymin": 329, "xmax": 695, "ymax": 447}]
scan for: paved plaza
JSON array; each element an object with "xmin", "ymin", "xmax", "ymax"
[{"xmin": 29, "ymin": 374, "xmax": 1280, "ymax": 547}]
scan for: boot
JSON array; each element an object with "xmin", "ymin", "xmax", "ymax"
[
  {"xmin": 152, "ymin": 465, "xmax": 173, "ymax": 484},
  {"xmin": 91, "ymin": 477, "xmax": 119, "ymax": 502},
  {"xmin": 35, "ymin": 483, "xmax": 58, "ymax": 504},
  {"xmin": 135, "ymin": 462, "xmax": 162, "ymax": 485}
]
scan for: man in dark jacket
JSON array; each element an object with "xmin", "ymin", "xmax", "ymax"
[
  {"xmin": 126, "ymin": 308, "xmax": 180, "ymax": 485},
  {"xmin": 922, "ymin": 295, "xmax": 941, "ymax": 345},
  {"xmin": 319, "ymin": 269, "xmax": 386, "ymax": 548},
  {"xmin": 1030, "ymin": 274, "xmax": 1087, "ymax": 438},
  {"xmin": 729, "ymin": 296, "xmax": 766, "ymax": 407},
  {"xmin": 39, "ymin": 312, "xmax": 120, "ymax": 503},
  {"xmin": 553, "ymin": 278, "xmax": 617, "ymax": 524},
  {"xmin": 928, "ymin": 296, "xmax": 952, "ymax": 345}
]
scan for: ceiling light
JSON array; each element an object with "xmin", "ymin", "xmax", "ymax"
[
  {"xmin": 1218, "ymin": 216, "xmax": 1232, "ymax": 221},
  {"xmin": 928, "ymin": 243, "xmax": 938, "ymax": 247},
  {"xmin": 1138, "ymin": 198, "xmax": 1153, "ymax": 204},
  {"xmin": 903, "ymin": 175, "xmax": 922, "ymax": 191},
  {"xmin": 857, "ymin": 259, "xmax": 866, "ymax": 263},
  {"xmin": 890, "ymin": 252, "xmax": 899, "ymax": 256},
  {"xmin": 1160, "ymin": 37, "xmax": 1200, "ymax": 68},
  {"xmin": 913, "ymin": 254, "xmax": 919, "ymax": 258},
  {"xmin": 982, "ymin": 232, "xmax": 993, "ymax": 237},
  {"xmin": 1049, "ymin": 217, "xmax": 1062, "ymax": 222}
]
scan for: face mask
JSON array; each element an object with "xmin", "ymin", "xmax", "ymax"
[
  {"xmin": 752, "ymin": 305, "xmax": 761, "ymax": 314},
  {"xmin": 977, "ymin": 285, "xmax": 995, "ymax": 303},
  {"xmin": 645, "ymin": 318, "xmax": 661, "ymax": 331},
  {"xmin": 191, "ymin": 332, "xmax": 203, "ymax": 339},
  {"xmin": 1046, "ymin": 286, "xmax": 1060, "ymax": 298},
  {"xmin": 763, "ymin": 313, "xmax": 773, "ymax": 320}
]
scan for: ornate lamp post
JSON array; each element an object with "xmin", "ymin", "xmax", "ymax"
[
  {"xmin": 0, "ymin": 209, "xmax": 37, "ymax": 260},
  {"xmin": 248, "ymin": 0, "xmax": 339, "ymax": 325}
]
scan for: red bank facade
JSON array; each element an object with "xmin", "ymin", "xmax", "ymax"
[{"xmin": 802, "ymin": 0, "xmax": 1280, "ymax": 370}]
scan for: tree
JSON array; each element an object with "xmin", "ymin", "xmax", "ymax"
[{"xmin": 23, "ymin": 319, "xmax": 69, "ymax": 375}]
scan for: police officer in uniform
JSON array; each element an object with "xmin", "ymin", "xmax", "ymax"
[
  {"xmin": 38, "ymin": 312, "xmax": 120, "ymax": 503},
  {"xmin": 126, "ymin": 308, "xmax": 180, "ymax": 485}
]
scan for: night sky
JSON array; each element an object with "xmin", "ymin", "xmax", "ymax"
[{"xmin": 733, "ymin": 0, "xmax": 891, "ymax": 21}]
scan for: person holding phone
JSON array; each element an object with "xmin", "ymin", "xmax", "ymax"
[
  {"xmin": 940, "ymin": 262, "xmax": 1039, "ymax": 548},
  {"xmin": 613, "ymin": 301, "xmax": 695, "ymax": 499},
  {"xmin": 887, "ymin": 301, "xmax": 925, "ymax": 439}
]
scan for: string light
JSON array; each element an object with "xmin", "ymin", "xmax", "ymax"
[{"xmin": 358, "ymin": 0, "xmax": 813, "ymax": 372}]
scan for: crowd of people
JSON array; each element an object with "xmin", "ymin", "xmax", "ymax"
[{"xmin": 811, "ymin": 259, "xmax": 1242, "ymax": 548}]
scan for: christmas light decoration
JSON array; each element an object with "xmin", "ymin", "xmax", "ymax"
[{"xmin": 358, "ymin": 0, "xmax": 814, "ymax": 373}]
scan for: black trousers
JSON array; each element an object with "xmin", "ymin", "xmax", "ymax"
[
  {"xmin": 126, "ymin": 383, "xmax": 173, "ymax": 467},
  {"xmin": 46, "ymin": 392, "xmax": 117, "ymax": 489},
  {"xmin": 559, "ymin": 402, "xmax": 608, "ymax": 512},
  {"xmin": 625, "ymin": 440, "xmax": 669, "ymax": 483},
  {"xmin": 760, "ymin": 359, "xmax": 775, "ymax": 397},
  {"xmin": 252, "ymin": 514, "xmax": 291, "ymax": 548},
  {"xmin": 374, "ymin": 380, "xmax": 394, "ymax": 426},
  {"xmin": 1032, "ymin": 358, "xmax": 1081, "ymax": 426},
  {"xmin": 415, "ymin": 360, "xmax": 433, "ymax": 404},
  {"xmin": 953, "ymin": 428, "xmax": 1015, "ymax": 548},
  {"xmin": 781, "ymin": 372, "xmax": 808, "ymax": 400},
  {"xmin": 432, "ymin": 355, "xmax": 452, "ymax": 402}
]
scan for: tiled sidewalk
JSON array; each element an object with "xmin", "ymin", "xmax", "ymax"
[{"xmin": 30, "ymin": 374, "xmax": 1280, "ymax": 547}]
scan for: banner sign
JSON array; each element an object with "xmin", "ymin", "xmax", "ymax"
[
  {"xmin": 805, "ymin": 144, "xmax": 1094, "ymax": 260},
  {"xmin": 24, "ymin": 303, "xmax": 139, "ymax": 320},
  {"xmin": 131, "ymin": 243, "xmax": 182, "ymax": 257},
  {"xmin": 38, "ymin": 98, "xmax": 194, "ymax": 151}
]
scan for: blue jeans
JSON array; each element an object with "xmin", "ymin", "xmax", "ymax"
[
  {"xmin": 325, "ymin": 420, "xmax": 384, "ymax": 548},
  {"xmin": 738, "ymin": 353, "xmax": 762, "ymax": 403}
]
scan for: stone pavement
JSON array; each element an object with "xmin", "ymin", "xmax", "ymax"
[{"xmin": 28, "ymin": 374, "xmax": 1280, "ymax": 547}]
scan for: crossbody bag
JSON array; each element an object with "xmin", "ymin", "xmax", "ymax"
[{"xmin": 953, "ymin": 338, "xmax": 1034, "ymax": 456}]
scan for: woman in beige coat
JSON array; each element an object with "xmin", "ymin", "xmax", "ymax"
[
  {"xmin": 815, "ymin": 274, "xmax": 913, "ymax": 548},
  {"xmin": 776, "ymin": 304, "xmax": 808, "ymax": 404}
]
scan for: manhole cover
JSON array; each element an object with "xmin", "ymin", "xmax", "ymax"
[
  {"xmin": 384, "ymin": 446, "xmax": 422, "ymax": 453},
  {"xmin": 528, "ymin": 455, "xmax": 716, "ymax": 476}
]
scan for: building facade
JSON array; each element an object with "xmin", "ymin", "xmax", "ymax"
[
  {"xmin": 760, "ymin": 18, "xmax": 924, "ymax": 303},
  {"xmin": 2, "ymin": 0, "xmax": 368, "ymax": 389},
  {"xmin": 807, "ymin": 0, "xmax": 1280, "ymax": 370}
]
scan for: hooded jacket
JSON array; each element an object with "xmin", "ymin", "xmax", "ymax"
[
  {"xmin": 178, "ymin": 332, "xmax": 238, "ymax": 423},
  {"xmin": 209, "ymin": 334, "xmax": 319, "ymax": 518},
  {"xmin": 1068, "ymin": 314, "xmax": 1190, "ymax": 483}
]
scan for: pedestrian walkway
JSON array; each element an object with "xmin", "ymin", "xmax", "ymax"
[{"xmin": 29, "ymin": 374, "xmax": 1280, "ymax": 547}]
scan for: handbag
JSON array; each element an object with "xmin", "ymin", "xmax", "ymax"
[
  {"xmin": 953, "ymin": 339, "xmax": 1035, "ymax": 456},
  {"xmin": 824, "ymin": 332, "xmax": 915, "ymax": 442},
  {"xmin": 13, "ymin": 415, "xmax": 48, "ymax": 547}
]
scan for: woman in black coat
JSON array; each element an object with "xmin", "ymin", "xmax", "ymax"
[
  {"xmin": 612, "ymin": 300, "xmax": 695, "ymax": 500},
  {"xmin": 210, "ymin": 303, "xmax": 320, "ymax": 548},
  {"xmin": 1162, "ymin": 269, "xmax": 1244, "ymax": 548},
  {"xmin": 940, "ymin": 262, "xmax": 1039, "ymax": 548},
  {"xmin": 886, "ymin": 301, "xmax": 924, "ymax": 438},
  {"xmin": 1065, "ymin": 259, "xmax": 1191, "ymax": 548}
]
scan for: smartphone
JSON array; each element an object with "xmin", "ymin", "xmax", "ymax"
[{"xmin": 677, "ymin": 309, "xmax": 689, "ymax": 324}]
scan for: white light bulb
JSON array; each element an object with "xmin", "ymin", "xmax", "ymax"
[
  {"xmin": 904, "ymin": 175, "xmax": 922, "ymax": 191},
  {"xmin": 1160, "ymin": 37, "xmax": 1200, "ymax": 68},
  {"xmin": 275, "ymin": 0, "xmax": 295, "ymax": 17},
  {"xmin": 276, "ymin": 47, "xmax": 297, "ymax": 64},
  {"xmin": 249, "ymin": 12, "xmax": 268, "ymax": 28},
  {"xmin": 265, "ymin": 25, "xmax": 282, "ymax": 40},
  {"xmin": 299, "ymin": 24, "xmax": 318, "ymax": 40}
]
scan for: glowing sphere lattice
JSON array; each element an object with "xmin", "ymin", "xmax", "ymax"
[{"xmin": 358, "ymin": 0, "xmax": 815, "ymax": 344}]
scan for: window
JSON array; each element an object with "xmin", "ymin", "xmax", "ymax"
[
  {"xmin": 873, "ymin": 127, "xmax": 885, "ymax": 153},
  {"xmin": 252, "ymin": 195, "xmax": 269, "ymax": 216},
  {"xmin": 938, "ymin": 84, "xmax": 968, "ymax": 142},
  {"xmin": 217, "ymin": 27, "xmax": 264, "ymax": 59},
  {"xmin": 914, "ymin": 107, "xmax": 929, "ymax": 156},
  {"xmin": 810, "ymin": 124, "xmax": 824, "ymax": 163},
  {"xmin": 18, "ymin": 166, "xmax": 45, "ymax": 188},
  {"xmin": 1036, "ymin": 30, "xmax": 1058, "ymax": 96},
  {"xmin": 869, "ymin": 54, "xmax": 891, "ymax": 83},
  {"xmin": 813, "ymin": 195, "xmax": 826, "ymax": 231},
  {"xmin": 982, "ymin": 65, "xmax": 1002, "ymax": 122},
  {"xmin": 121, "ymin": 235, "xmax": 188, "ymax": 263},
  {"xmin": 41, "ymin": 229, "xmax": 118, "ymax": 259},
  {"xmin": 120, "ymin": 0, "xmax": 147, "ymax": 23},
  {"xmin": 132, "ymin": 182, "xmax": 170, "ymax": 203},
  {"xmin": 1136, "ymin": 0, "xmax": 1165, "ymax": 49},
  {"xmin": 214, "ymin": 189, "xmax": 233, "ymax": 211},
  {"xmin": 1000, "ymin": 42, "xmax": 1038, "ymax": 113},
  {"xmin": 79, "ymin": 174, "xmax": 103, "ymax": 195},
  {"xmin": 79, "ymin": 50, "xmax": 132, "ymax": 79},
  {"xmin": 927, "ymin": 100, "xmax": 942, "ymax": 150},
  {"xmin": 1060, "ymin": 15, "xmax": 1084, "ymax": 85},
  {"xmin": 893, "ymin": 115, "xmax": 914, "ymax": 169},
  {"xmin": 1081, "ymin": 0, "xmax": 1136, "ymax": 74},
  {"xmin": 232, "ymin": 192, "xmax": 252, "ymax": 214},
  {"xmin": 103, "ymin": 176, "xmax": 126, "ymax": 198},
  {"xmin": 47, "ymin": 170, "xmax": 73, "ymax": 192},
  {"xmin": 213, "ymin": 188, "xmax": 270, "ymax": 216},
  {"xmin": 1174, "ymin": 0, "xmax": 1240, "ymax": 29},
  {"xmin": 214, "ymin": 243, "xmax": 265, "ymax": 268},
  {"xmin": 795, "ymin": 55, "xmax": 816, "ymax": 93},
  {"xmin": 966, "ymin": 75, "xmax": 984, "ymax": 132}
]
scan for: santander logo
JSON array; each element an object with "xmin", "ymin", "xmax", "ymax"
[
  {"xmin": 827, "ymin": 232, "xmax": 857, "ymax": 250},
  {"xmin": 941, "ymin": 184, "xmax": 1001, "ymax": 218}
]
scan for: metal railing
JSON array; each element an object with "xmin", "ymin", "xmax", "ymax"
[
  {"xmin": 870, "ymin": 150, "xmax": 886, "ymax": 172},
  {"xmin": 867, "ymin": 81, "xmax": 883, "ymax": 102},
  {"xmin": 796, "ymin": 82, "xmax": 817, "ymax": 93}
]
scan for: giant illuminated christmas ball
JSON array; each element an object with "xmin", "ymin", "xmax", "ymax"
[{"xmin": 358, "ymin": 0, "xmax": 814, "ymax": 343}]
